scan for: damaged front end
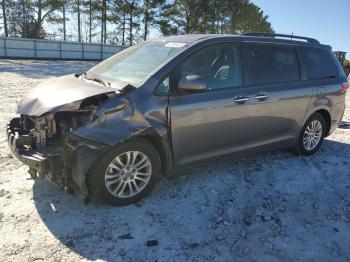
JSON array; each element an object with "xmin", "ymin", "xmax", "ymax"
[{"xmin": 7, "ymin": 75, "xmax": 128, "ymax": 202}]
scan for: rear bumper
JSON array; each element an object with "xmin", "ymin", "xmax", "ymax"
[{"xmin": 6, "ymin": 117, "xmax": 106, "ymax": 202}]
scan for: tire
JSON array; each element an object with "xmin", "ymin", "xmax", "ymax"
[
  {"xmin": 298, "ymin": 112, "xmax": 326, "ymax": 155},
  {"xmin": 88, "ymin": 138, "xmax": 161, "ymax": 206}
]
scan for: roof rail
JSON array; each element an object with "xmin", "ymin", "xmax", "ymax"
[{"xmin": 241, "ymin": 32, "xmax": 320, "ymax": 44}]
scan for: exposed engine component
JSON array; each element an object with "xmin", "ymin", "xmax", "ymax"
[
  {"xmin": 28, "ymin": 113, "xmax": 56, "ymax": 147},
  {"xmin": 18, "ymin": 93, "xmax": 111, "ymax": 149},
  {"xmin": 20, "ymin": 94, "xmax": 112, "ymax": 148},
  {"xmin": 21, "ymin": 112, "xmax": 93, "ymax": 148},
  {"xmin": 55, "ymin": 111, "xmax": 93, "ymax": 137}
]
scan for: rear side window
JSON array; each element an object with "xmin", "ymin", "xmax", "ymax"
[
  {"xmin": 244, "ymin": 44, "xmax": 300, "ymax": 85},
  {"xmin": 299, "ymin": 47, "xmax": 338, "ymax": 79}
]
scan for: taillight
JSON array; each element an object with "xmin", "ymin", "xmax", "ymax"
[{"xmin": 342, "ymin": 82, "xmax": 349, "ymax": 91}]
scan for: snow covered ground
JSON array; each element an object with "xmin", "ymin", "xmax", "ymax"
[{"xmin": 0, "ymin": 59, "xmax": 350, "ymax": 262}]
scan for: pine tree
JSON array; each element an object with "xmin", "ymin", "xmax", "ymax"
[
  {"xmin": 3, "ymin": 0, "xmax": 274, "ymax": 43},
  {"xmin": 142, "ymin": 0, "xmax": 165, "ymax": 40}
]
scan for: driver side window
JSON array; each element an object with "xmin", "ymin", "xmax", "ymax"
[{"xmin": 177, "ymin": 44, "xmax": 242, "ymax": 92}]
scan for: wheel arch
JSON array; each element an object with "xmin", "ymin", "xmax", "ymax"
[
  {"xmin": 136, "ymin": 131, "xmax": 173, "ymax": 175},
  {"xmin": 85, "ymin": 127, "xmax": 172, "ymax": 190},
  {"xmin": 314, "ymin": 109, "xmax": 331, "ymax": 136}
]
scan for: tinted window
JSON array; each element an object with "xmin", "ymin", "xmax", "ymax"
[
  {"xmin": 177, "ymin": 44, "xmax": 242, "ymax": 91},
  {"xmin": 299, "ymin": 47, "xmax": 338, "ymax": 79},
  {"xmin": 245, "ymin": 44, "xmax": 300, "ymax": 85}
]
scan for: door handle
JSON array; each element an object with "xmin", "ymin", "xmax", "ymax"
[
  {"xmin": 254, "ymin": 92, "xmax": 268, "ymax": 101},
  {"xmin": 234, "ymin": 95, "xmax": 250, "ymax": 104}
]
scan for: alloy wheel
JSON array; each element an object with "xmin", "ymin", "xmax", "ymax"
[
  {"xmin": 303, "ymin": 120, "xmax": 323, "ymax": 151},
  {"xmin": 104, "ymin": 151, "xmax": 152, "ymax": 198}
]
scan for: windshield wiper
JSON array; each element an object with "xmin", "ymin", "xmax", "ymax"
[
  {"xmin": 117, "ymin": 84, "xmax": 136, "ymax": 95},
  {"xmin": 85, "ymin": 77, "xmax": 111, "ymax": 87},
  {"xmin": 92, "ymin": 78, "xmax": 110, "ymax": 87},
  {"xmin": 74, "ymin": 70, "xmax": 86, "ymax": 78},
  {"xmin": 75, "ymin": 70, "xmax": 111, "ymax": 88}
]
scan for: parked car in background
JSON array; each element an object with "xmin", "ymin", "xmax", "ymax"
[{"xmin": 7, "ymin": 33, "xmax": 348, "ymax": 205}]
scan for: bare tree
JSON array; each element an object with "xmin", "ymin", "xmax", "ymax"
[
  {"xmin": 10, "ymin": 0, "xmax": 63, "ymax": 38},
  {"xmin": 101, "ymin": 0, "xmax": 107, "ymax": 43},
  {"xmin": 121, "ymin": 4, "xmax": 126, "ymax": 45},
  {"xmin": 88, "ymin": 0, "xmax": 92, "ymax": 42},
  {"xmin": 143, "ymin": 0, "xmax": 148, "ymax": 40},
  {"xmin": 1, "ymin": 0, "xmax": 8, "ymax": 37},
  {"xmin": 72, "ymin": 0, "xmax": 82, "ymax": 42},
  {"xmin": 114, "ymin": 0, "xmax": 127, "ymax": 46},
  {"xmin": 125, "ymin": 0, "xmax": 141, "ymax": 46},
  {"xmin": 77, "ymin": 0, "xmax": 81, "ymax": 42},
  {"xmin": 62, "ymin": 0, "xmax": 66, "ymax": 40},
  {"xmin": 82, "ymin": 0, "xmax": 95, "ymax": 43}
]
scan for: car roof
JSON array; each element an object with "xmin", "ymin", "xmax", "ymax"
[
  {"xmin": 154, "ymin": 33, "xmax": 329, "ymax": 49},
  {"xmin": 154, "ymin": 34, "xmax": 219, "ymax": 43}
]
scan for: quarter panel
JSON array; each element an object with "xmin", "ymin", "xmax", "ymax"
[{"xmin": 303, "ymin": 80, "xmax": 346, "ymax": 135}]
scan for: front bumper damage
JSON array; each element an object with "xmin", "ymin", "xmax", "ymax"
[{"xmin": 7, "ymin": 117, "xmax": 107, "ymax": 203}]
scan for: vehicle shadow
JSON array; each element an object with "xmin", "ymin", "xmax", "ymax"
[
  {"xmin": 32, "ymin": 138, "xmax": 350, "ymax": 261},
  {"xmin": 0, "ymin": 59, "xmax": 98, "ymax": 79}
]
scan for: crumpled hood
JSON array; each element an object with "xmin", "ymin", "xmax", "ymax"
[{"xmin": 18, "ymin": 74, "xmax": 117, "ymax": 116}]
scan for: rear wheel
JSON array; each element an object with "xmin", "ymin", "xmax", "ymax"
[
  {"xmin": 298, "ymin": 113, "xmax": 326, "ymax": 155},
  {"xmin": 89, "ymin": 139, "xmax": 161, "ymax": 206}
]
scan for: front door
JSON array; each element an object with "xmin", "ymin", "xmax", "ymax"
[{"xmin": 169, "ymin": 43, "xmax": 254, "ymax": 166}]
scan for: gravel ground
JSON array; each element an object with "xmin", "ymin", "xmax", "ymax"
[{"xmin": 0, "ymin": 59, "xmax": 350, "ymax": 262}]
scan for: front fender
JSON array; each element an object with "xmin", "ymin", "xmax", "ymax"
[
  {"xmin": 66, "ymin": 106, "xmax": 167, "ymax": 201},
  {"xmin": 72, "ymin": 97, "xmax": 155, "ymax": 146}
]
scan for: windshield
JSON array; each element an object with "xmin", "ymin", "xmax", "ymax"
[{"xmin": 86, "ymin": 41, "xmax": 188, "ymax": 86}]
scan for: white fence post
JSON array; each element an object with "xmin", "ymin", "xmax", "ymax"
[
  {"xmin": 3, "ymin": 38, "xmax": 6, "ymax": 57},
  {"xmin": 34, "ymin": 39, "xmax": 37, "ymax": 58}
]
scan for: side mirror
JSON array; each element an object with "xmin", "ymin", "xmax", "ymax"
[{"xmin": 177, "ymin": 75, "xmax": 207, "ymax": 93}]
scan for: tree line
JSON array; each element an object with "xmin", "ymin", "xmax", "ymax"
[{"xmin": 0, "ymin": 0, "xmax": 273, "ymax": 46}]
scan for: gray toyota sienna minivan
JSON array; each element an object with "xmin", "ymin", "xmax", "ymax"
[{"xmin": 7, "ymin": 33, "xmax": 348, "ymax": 205}]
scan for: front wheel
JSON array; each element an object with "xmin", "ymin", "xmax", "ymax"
[
  {"xmin": 88, "ymin": 139, "xmax": 161, "ymax": 206},
  {"xmin": 298, "ymin": 113, "xmax": 326, "ymax": 155}
]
